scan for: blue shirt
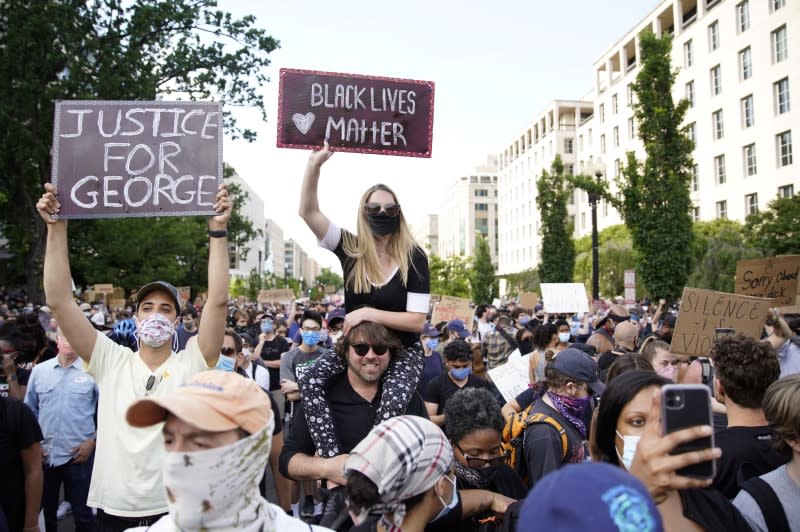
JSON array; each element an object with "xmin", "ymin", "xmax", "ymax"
[{"xmin": 24, "ymin": 356, "xmax": 98, "ymax": 466}]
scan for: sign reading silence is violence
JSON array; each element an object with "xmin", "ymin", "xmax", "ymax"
[
  {"xmin": 277, "ymin": 68, "xmax": 435, "ymax": 157},
  {"xmin": 51, "ymin": 100, "xmax": 222, "ymax": 218}
]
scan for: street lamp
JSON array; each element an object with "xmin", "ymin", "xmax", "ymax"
[{"xmin": 589, "ymin": 160, "xmax": 606, "ymax": 302}]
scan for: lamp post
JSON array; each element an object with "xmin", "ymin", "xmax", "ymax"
[{"xmin": 589, "ymin": 160, "xmax": 605, "ymax": 302}]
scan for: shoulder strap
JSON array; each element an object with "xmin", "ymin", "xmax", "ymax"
[
  {"xmin": 740, "ymin": 477, "xmax": 790, "ymax": 532},
  {"xmin": 496, "ymin": 326, "xmax": 518, "ymax": 349},
  {"xmin": 526, "ymin": 412, "xmax": 568, "ymax": 462}
]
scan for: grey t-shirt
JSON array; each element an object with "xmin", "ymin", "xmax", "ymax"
[
  {"xmin": 732, "ymin": 464, "xmax": 800, "ymax": 532},
  {"xmin": 279, "ymin": 346, "xmax": 323, "ymax": 385}
]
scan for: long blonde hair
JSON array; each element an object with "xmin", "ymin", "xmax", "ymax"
[{"xmin": 342, "ymin": 184, "xmax": 421, "ymax": 294}]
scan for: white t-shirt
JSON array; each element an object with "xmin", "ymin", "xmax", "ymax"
[
  {"xmin": 243, "ymin": 361, "xmax": 270, "ymax": 391},
  {"xmin": 87, "ymin": 332, "xmax": 209, "ymax": 517},
  {"xmin": 125, "ymin": 503, "xmax": 333, "ymax": 531}
]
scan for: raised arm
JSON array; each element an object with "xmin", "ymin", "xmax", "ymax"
[
  {"xmin": 37, "ymin": 183, "xmax": 98, "ymax": 362},
  {"xmin": 197, "ymin": 183, "xmax": 231, "ymax": 367},
  {"xmin": 298, "ymin": 141, "xmax": 333, "ymax": 240}
]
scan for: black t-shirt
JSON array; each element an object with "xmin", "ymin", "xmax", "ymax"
[
  {"xmin": 515, "ymin": 387, "xmax": 537, "ymax": 410},
  {"xmin": 454, "ymin": 465, "xmax": 527, "ymax": 532},
  {"xmin": 597, "ymin": 350, "xmax": 625, "ymax": 374},
  {"xmin": 0, "ymin": 368, "xmax": 31, "ymax": 399},
  {"xmin": 175, "ymin": 325, "xmax": 198, "ymax": 352},
  {"xmin": 332, "ymin": 229, "xmax": 430, "ymax": 347},
  {"xmin": 712, "ymin": 425, "xmax": 791, "ymax": 499},
  {"xmin": 0, "ymin": 397, "xmax": 43, "ymax": 532},
  {"xmin": 679, "ymin": 488, "xmax": 752, "ymax": 531},
  {"xmin": 424, "ymin": 373, "xmax": 488, "ymax": 415},
  {"xmin": 523, "ymin": 398, "xmax": 587, "ymax": 486},
  {"xmin": 259, "ymin": 335, "xmax": 290, "ymax": 391},
  {"xmin": 279, "ymin": 372, "xmax": 429, "ymax": 478}
]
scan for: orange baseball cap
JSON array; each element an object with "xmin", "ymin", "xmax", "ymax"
[{"xmin": 126, "ymin": 370, "xmax": 271, "ymax": 434}]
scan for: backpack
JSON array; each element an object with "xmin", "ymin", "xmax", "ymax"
[{"xmin": 501, "ymin": 405, "xmax": 568, "ymax": 482}]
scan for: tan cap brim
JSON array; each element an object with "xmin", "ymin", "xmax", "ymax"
[{"xmin": 126, "ymin": 394, "xmax": 238, "ymax": 432}]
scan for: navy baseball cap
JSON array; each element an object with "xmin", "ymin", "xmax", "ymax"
[
  {"xmin": 446, "ymin": 319, "xmax": 470, "ymax": 338},
  {"xmin": 420, "ymin": 322, "xmax": 441, "ymax": 337},
  {"xmin": 326, "ymin": 307, "xmax": 346, "ymax": 325},
  {"xmin": 519, "ymin": 463, "xmax": 663, "ymax": 532},
  {"xmin": 135, "ymin": 281, "xmax": 181, "ymax": 314},
  {"xmin": 552, "ymin": 347, "xmax": 605, "ymax": 395}
]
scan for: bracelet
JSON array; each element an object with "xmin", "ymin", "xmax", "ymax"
[{"xmin": 208, "ymin": 229, "xmax": 228, "ymax": 238}]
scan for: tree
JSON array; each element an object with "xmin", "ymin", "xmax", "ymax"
[
  {"xmin": 573, "ymin": 225, "xmax": 637, "ymax": 298},
  {"xmin": 745, "ymin": 194, "xmax": 800, "ymax": 256},
  {"xmin": 536, "ymin": 155, "xmax": 575, "ymax": 283},
  {"xmin": 690, "ymin": 220, "xmax": 759, "ymax": 293},
  {"xmin": 315, "ymin": 267, "xmax": 344, "ymax": 292},
  {"xmin": 0, "ymin": 0, "xmax": 278, "ymax": 299},
  {"xmin": 429, "ymin": 253, "xmax": 471, "ymax": 299},
  {"xmin": 501, "ymin": 268, "xmax": 540, "ymax": 298},
  {"xmin": 471, "ymin": 234, "xmax": 497, "ymax": 304}
]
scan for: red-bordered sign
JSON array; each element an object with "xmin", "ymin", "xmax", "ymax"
[{"xmin": 277, "ymin": 68, "xmax": 435, "ymax": 158}]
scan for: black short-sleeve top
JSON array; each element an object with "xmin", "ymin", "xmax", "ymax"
[{"xmin": 320, "ymin": 223, "xmax": 430, "ymax": 347}]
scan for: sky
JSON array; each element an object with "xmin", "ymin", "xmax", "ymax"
[{"xmin": 220, "ymin": 0, "xmax": 657, "ymax": 272}]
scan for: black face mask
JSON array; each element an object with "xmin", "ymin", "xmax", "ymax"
[
  {"xmin": 518, "ymin": 339, "xmax": 533, "ymax": 355},
  {"xmin": 234, "ymin": 325, "xmax": 248, "ymax": 334},
  {"xmin": 367, "ymin": 213, "xmax": 400, "ymax": 236}
]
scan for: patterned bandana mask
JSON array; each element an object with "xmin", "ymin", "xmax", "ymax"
[
  {"xmin": 162, "ymin": 420, "xmax": 274, "ymax": 531},
  {"xmin": 136, "ymin": 313, "xmax": 176, "ymax": 348},
  {"xmin": 547, "ymin": 390, "xmax": 590, "ymax": 439}
]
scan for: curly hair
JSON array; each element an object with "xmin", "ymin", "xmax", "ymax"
[
  {"xmin": 443, "ymin": 338, "xmax": 472, "ymax": 362},
  {"xmin": 762, "ymin": 374, "xmax": 800, "ymax": 454},
  {"xmin": 443, "ymin": 388, "xmax": 503, "ymax": 444},
  {"xmin": 711, "ymin": 333, "xmax": 780, "ymax": 408}
]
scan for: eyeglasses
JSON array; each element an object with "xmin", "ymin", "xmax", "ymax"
[
  {"xmin": 301, "ymin": 326, "xmax": 321, "ymax": 333},
  {"xmin": 220, "ymin": 347, "xmax": 237, "ymax": 357},
  {"xmin": 351, "ymin": 343, "xmax": 390, "ymax": 356},
  {"xmin": 454, "ymin": 443, "xmax": 508, "ymax": 469},
  {"xmin": 363, "ymin": 202, "xmax": 401, "ymax": 217}
]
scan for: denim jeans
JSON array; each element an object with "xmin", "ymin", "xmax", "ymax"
[{"xmin": 42, "ymin": 456, "xmax": 95, "ymax": 532}]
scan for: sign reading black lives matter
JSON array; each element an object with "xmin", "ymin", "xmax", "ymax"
[
  {"xmin": 51, "ymin": 100, "xmax": 222, "ymax": 219},
  {"xmin": 277, "ymin": 68, "xmax": 435, "ymax": 157}
]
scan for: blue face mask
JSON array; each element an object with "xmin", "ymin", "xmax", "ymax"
[
  {"xmin": 301, "ymin": 330, "xmax": 321, "ymax": 346},
  {"xmin": 261, "ymin": 320, "xmax": 273, "ymax": 333},
  {"xmin": 216, "ymin": 354, "xmax": 235, "ymax": 372},
  {"xmin": 425, "ymin": 338, "xmax": 439, "ymax": 350},
  {"xmin": 518, "ymin": 317, "xmax": 530, "ymax": 327},
  {"xmin": 432, "ymin": 475, "xmax": 459, "ymax": 522},
  {"xmin": 450, "ymin": 366, "xmax": 471, "ymax": 380}
]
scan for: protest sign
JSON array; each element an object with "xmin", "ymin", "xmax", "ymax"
[
  {"xmin": 671, "ymin": 288, "xmax": 771, "ymax": 357},
  {"xmin": 93, "ymin": 284, "xmax": 114, "ymax": 294},
  {"xmin": 277, "ymin": 68, "xmax": 435, "ymax": 157},
  {"xmin": 735, "ymin": 256, "xmax": 800, "ymax": 306},
  {"xmin": 487, "ymin": 355, "xmax": 531, "ymax": 403},
  {"xmin": 108, "ymin": 298, "xmax": 126, "ymax": 310},
  {"xmin": 431, "ymin": 295, "xmax": 472, "ymax": 325},
  {"xmin": 325, "ymin": 285, "xmax": 337, "ymax": 295},
  {"xmin": 51, "ymin": 100, "xmax": 222, "ymax": 219},
  {"xmin": 177, "ymin": 286, "xmax": 191, "ymax": 304},
  {"xmin": 258, "ymin": 288, "xmax": 295, "ymax": 304},
  {"xmin": 519, "ymin": 292, "xmax": 538, "ymax": 309},
  {"xmin": 540, "ymin": 283, "xmax": 590, "ymax": 314},
  {"xmin": 624, "ymin": 270, "xmax": 636, "ymax": 305}
]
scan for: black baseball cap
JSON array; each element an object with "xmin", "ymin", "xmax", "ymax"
[
  {"xmin": 552, "ymin": 348, "xmax": 605, "ymax": 395},
  {"xmin": 136, "ymin": 281, "xmax": 181, "ymax": 315}
]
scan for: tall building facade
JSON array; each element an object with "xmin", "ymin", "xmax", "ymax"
[
  {"xmin": 227, "ymin": 174, "xmax": 266, "ymax": 278},
  {"xmin": 264, "ymin": 219, "xmax": 285, "ymax": 276},
  {"xmin": 438, "ymin": 157, "xmax": 499, "ymax": 263},
  {"xmin": 410, "ymin": 214, "xmax": 439, "ymax": 254}
]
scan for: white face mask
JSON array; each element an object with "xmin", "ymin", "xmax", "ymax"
[
  {"xmin": 558, "ymin": 332, "xmax": 571, "ymax": 343},
  {"xmin": 615, "ymin": 430, "xmax": 641, "ymax": 470},
  {"xmin": 136, "ymin": 313, "xmax": 176, "ymax": 348},
  {"xmin": 162, "ymin": 423, "xmax": 273, "ymax": 531},
  {"xmin": 330, "ymin": 331, "xmax": 343, "ymax": 344}
]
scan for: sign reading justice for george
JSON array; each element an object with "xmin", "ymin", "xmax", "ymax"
[
  {"xmin": 277, "ymin": 69, "xmax": 435, "ymax": 157},
  {"xmin": 51, "ymin": 100, "xmax": 222, "ymax": 219}
]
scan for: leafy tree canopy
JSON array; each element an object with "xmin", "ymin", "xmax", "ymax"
[
  {"xmin": 745, "ymin": 194, "xmax": 800, "ymax": 256},
  {"xmin": 536, "ymin": 155, "xmax": 575, "ymax": 283}
]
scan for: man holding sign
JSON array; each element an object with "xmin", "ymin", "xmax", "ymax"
[{"xmin": 36, "ymin": 182, "xmax": 231, "ymax": 530}]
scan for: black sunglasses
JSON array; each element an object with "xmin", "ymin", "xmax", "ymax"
[
  {"xmin": 351, "ymin": 343, "xmax": 389, "ymax": 356},
  {"xmin": 363, "ymin": 202, "xmax": 401, "ymax": 217},
  {"xmin": 454, "ymin": 443, "xmax": 508, "ymax": 469},
  {"xmin": 220, "ymin": 347, "xmax": 237, "ymax": 357}
]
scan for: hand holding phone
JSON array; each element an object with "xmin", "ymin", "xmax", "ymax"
[{"xmin": 661, "ymin": 384, "xmax": 717, "ymax": 480}]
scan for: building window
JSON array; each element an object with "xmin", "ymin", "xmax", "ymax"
[
  {"xmin": 565, "ymin": 164, "xmax": 574, "ymax": 176},
  {"xmin": 775, "ymin": 78, "xmax": 790, "ymax": 114},
  {"xmin": 581, "ymin": 212, "xmax": 586, "ymax": 229},
  {"xmin": 685, "ymin": 80, "xmax": 695, "ymax": 107},
  {"xmin": 739, "ymin": 47, "xmax": 752, "ymax": 80},
  {"xmin": 777, "ymin": 130, "xmax": 793, "ymax": 166},
  {"xmin": 709, "ymin": 21, "xmax": 720, "ymax": 51},
  {"xmin": 687, "ymin": 122, "xmax": 696, "ymax": 143},
  {"xmin": 684, "ymin": 40, "xmax": 693, "ymax": 67},
  {"xmin": 737, "ymin": 1, "xmax": 750, "ymax": 33},
  {"xmin": 475, "ymin": 203, "xmax": 488, "ymax": 212},
  {"xmin": 772, "ymin": 0, "xmax": 785, "ymax": 10},
  {"xmin": 613, "ymin": 126, "xmax": 619, "ymax": 147},
  {"xmin": 773, "ymin": 25, "xmax": 788, "ymax": 63},
  {"xmin": 600, "ymin": 134, "xmax": 606, "ymax": 154},
  {"xmin": 615, "ymin": 159, "xmax": 621, "ymax": 179},
  {"xmin": 713, "ymin": 109, "xmax": 724, "ymax": 139},
  {"xmin": 612, "ymin": 94, "xmax": 618, "ymax": 115},
  {"xmin": 579, "ymin": 135, "xmax": 584, "ymax": 151},
  {"xmin": 743, "ymin": 143, "xmax": 757, "ymax": 176},
  {"xmin": 564, "ymin": 137, "xmax": 574, "ymax": 154},
  {"xmin": 692, "ymin": 206, "xmax": 701, "ymax": 221},
  {"xmin": 741, "ymin": 95, "xmax": 754, "ymax": 128},
  {"xmin": 627, "ymin": 83, "xmax": 634, "ymax": 106},
  {"xmin": 715, "ymin": 154, "xmax": 726, "ymax": 184},
  {"xmin": 599, "ymin": 103, "xmax": 605, "ymax": 123},
  {"xmin": 716, "ymin": 200, "xmax": 728, "ymax": 219},
  {"xmin": 710, "ymin": 65, "xmax": 722, "ymax": 95},
  {"xmin": 628, "ymin": 117, "xmax": 636, "ymax": 139},
  {"xmin": 778, "ymin": 184, "xmax": 794, "ymax": 198},
  {"xmin": 745, "ymin": 193, "xmax": 758, "ymax": 215},
  {"xmin": 474, "ymin": 189, "xmax": 488, "ymax": 197},
  {"xmin": 691, "ymin": 164, "xmax": 699, "ymax": 191}
]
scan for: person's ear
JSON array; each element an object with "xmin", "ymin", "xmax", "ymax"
[{"xmin": 714, "ymin": 379, "xmax": 725, "ymax": 404}]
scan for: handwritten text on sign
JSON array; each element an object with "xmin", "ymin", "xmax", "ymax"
[
  {"xmin": 51, "ymin": 100, "xmax": 222, "ymax": 219},
  {"xmin": 277, "ymin": 69, "xmax": 435, "ymax": 157},
  {"xmin": 734, "ymin": 256, "xmax": 800, "ymax": 306},
  {"xmin": 670, "ymin": 288, "xmax": 771, "ymax": 356},
  {"xmin": 430, "ymin": 295, "xmax": 472, "ymax": 326}
]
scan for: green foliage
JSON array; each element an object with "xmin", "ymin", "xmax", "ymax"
[
  {"xmin": 573, "ymin": 225, "xmax": 637, "ymax": 298},
  {"xmin": 471, "ymin": 234, "xmax": 497, "ymax": 304},
  {"xmin": 536, "ymin": 155, "xmax": 576, "ymax": 283},
  {"xmin": 745, "ymin": 194, "xmax": 800, "ymax": 256},
  {"xmin": 429, "ymin": 253, "xmax": 472, "ymax": 299},
  {"xmin": 229, "ymin": 276, "xmax": 247, "ymax": 299},
  {"xmin": 616, "ymin": 31, "xmax": 694, "ymax": 301},
  {"xmin": 0, "ymin": 0, "xmax": 278, "ymax": 298},
  {"xmin": 501, "ymin": 269, "xmax": 540, "ymax": 298},
  {"xmin": 689, "ymin": 220, "xmax": 759, "ymax": 293},
  {"xmin": 315, "ymin": 267, "xmax": 344, "ymax": 292}
]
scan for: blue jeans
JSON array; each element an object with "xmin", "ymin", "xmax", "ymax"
[{"xmin": 43, "ymin": 456, "xmax": 95, "ymax": 532}]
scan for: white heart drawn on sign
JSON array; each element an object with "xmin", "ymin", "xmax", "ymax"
[{"xmin": 292, "ymin": 112, "xmax": 315, "ymax": 135}]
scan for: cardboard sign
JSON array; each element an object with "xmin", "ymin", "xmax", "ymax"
[
  {"xmin": 430, "ymin": 295, "xmax": 472, "ymax": 325},
  {"xmin": 108, "ymin": 298, "xmax": 126, "ymax": 309},
  {"xmin": 735, "ymin": 256, "xmax": 800, "ymax": 306},
  {"xmin": 277, "ymin": 68, "xmax": 435, "ymax": 157},
  {"xmin": 519, "ymin": 292, "xmax": 538, "ymax": 309},
  {"xmin": 671, "ymin": 288, "xmax": 771, "ymax": 356},
  {"xmin": 623, "ymin": 270, "xmax": 636, "ymax": 305},
  {"xmin": 258, "ymin": 288, "xmax": 295, "ymax": 304},
  {"xmin": 487, "ymin": 355, "xmax": 531, "ymax": 403},
  {"xmin": 177, "ymin": 286, "xmax": 191, "ymax": 304},
  {"xmin": 325, "ymin": 285, "xmax": 337, "ymax": 295},
  {"xmin": 93, "ymin": 284, "xmax": 114, "ymax": 294},
  {"xmin": 540, "ymin": 283, "xmax": 590, "ymax": 314},
  {"xmin": 51, "ymin": 100, "xmax": 222, "ymax": 219}
]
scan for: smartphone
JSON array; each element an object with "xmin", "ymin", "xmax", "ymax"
[
  {"xmin": 661, "ymin": 384, "xmax": 716, "ymax": 480},
  {"xmin": 715, "ymin": 327, "xmax": 735, "ymax": 337}
]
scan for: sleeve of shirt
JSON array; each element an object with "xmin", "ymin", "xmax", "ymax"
[
  {"xmin": 265, "ymin": 390, "xmax": 282, "ymax": 436},
  {"xmin": 423, "ymin": 378, "xmax": 440, "ymax": 404},
  {"xmin": 88, "ymin": 331, "xmax": 131, "ymax": 381},
  {"xmin": 406, "ymin": 392, "xmax": 430, "ymax": 419},
  {"xmin": 16, "ymin": 400, "xmax": 44, "ymax": 448},
  {"xmin": 182, "ymin": 335, "xmax": 211, "ymax": 372},
  {"xmin": 22, "ymin": 367, "xmax": 39, "ymax": 417},
  {"xmin": 279, "ymin": 350, "xmax": 295, "ymax": 383},
  {"xmin": 406, "ymin": 246, "xmax": 431, "ymax": 314},
  {"xmin": 278, "ymin": 400, "xmax": 316, "ymax": 479},
  {"xmin": 524, "ymin": 424, "xmax": 564, "ymax": 486},
  {"xmin": 318, "ymin": 223, "xmax": 343, "ymax": 252},
  {"xmin": 256, "ymin": 365, "xmax": 271, "ymax": 391}
]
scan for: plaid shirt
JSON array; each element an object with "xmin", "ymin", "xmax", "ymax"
[{"xmin": 482, "ymin": 326, "xmax": 516, "ymax": 369}]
